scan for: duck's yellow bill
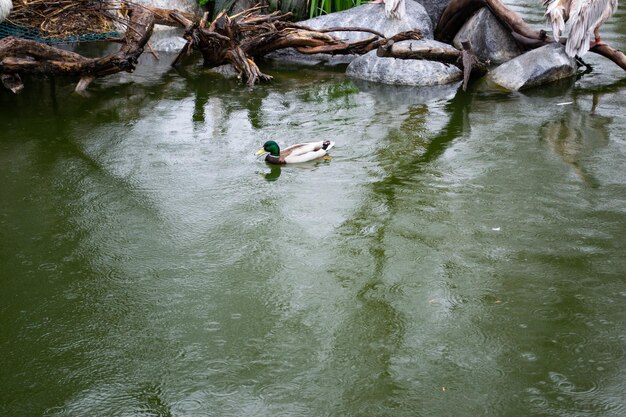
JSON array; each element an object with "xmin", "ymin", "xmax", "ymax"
[{"xmin": 255, "ymin": 148, "xmax": 267, "ymax": 156}]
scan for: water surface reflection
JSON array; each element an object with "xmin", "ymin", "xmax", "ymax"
[{"xmin": 1, "ymin": 9, "xmax": 626, "ymax": 417}]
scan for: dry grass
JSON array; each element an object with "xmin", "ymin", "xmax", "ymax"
[{"xmin": 7, "ymin": 0, "xmax": 124, "ymax": 38}]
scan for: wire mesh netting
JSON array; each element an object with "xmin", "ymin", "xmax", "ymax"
[
  {"xmin": 1, "ymin": 0, "xmax": 123, "ymax": 44},
  {"xmin": 0, "ymin": 21, "xmax": 119, "ymax": 43}
]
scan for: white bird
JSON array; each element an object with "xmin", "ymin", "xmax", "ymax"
[
  {"xmin": 543, "ymin": 0, "xmax": 618, "ymax": 57},
  {"xmin": 371, "ymin": 0, "xmax": 406, "ymax": 20},
  {"xmin": 0, "ymin": 0, "xmax": 12, "ymax": 23}
]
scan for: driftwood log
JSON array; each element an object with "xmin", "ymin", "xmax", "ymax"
[
  {"xmin": 0, "ymin": 4, "xmax": 154, "ymax": 93},
  {"xmin": 377, "ymin": 39, "xmax": 488, "ymax": 91},
  {"xmin": 436, "ymin": 0, "xmax": 626, "ymax": 72}
]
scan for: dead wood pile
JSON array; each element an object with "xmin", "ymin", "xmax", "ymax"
[
  {"xmin": 168, "ymin": 5, "xmax": 423, "ymax": 86},
  {"xmin": 1, "ymin": 3, "xmax": 153, "ymax": 93},
  {"xmin": 0, "ymin": 3, "xmax": 424, "ymax": 92},
  {"xmin": 6, "ymin": 0, "xmax": 119, "ymax": 39}
]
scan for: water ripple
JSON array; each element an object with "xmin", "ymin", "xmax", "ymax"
[{"xmin": 256, "ymin": 382, "xmax": 302, "ymax": 402}]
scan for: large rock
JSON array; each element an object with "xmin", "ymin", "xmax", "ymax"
[
  {"xmin": 303, "ymin": 2, "xmax": 434, "ymax": 41},
  {"xmin": 452, "ymin": 7, "xmax": 521, "ymax": 64},
  {"xmin": 346, "ymin": 39, "xmax": 462, "ymax": 86},
  {"xmin": 124, "ymin": 0, "xmax": 200, "ymax": 52},
  {"xmin": 267, "ymin": 2, "xmax": 433, "ymax": 66},
  {"xmin": 485, "ymin": 44, "xmax": 577, "ymax": 91},
  {"xmin": 416, "ymin": 0, "xmax": 451, "ymax": 28},
  {"xmin": 148, "ymin": 28, "xmax": 188, "ymax": 52}
]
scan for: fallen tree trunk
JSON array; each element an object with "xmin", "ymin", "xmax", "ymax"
[
  {"xmin": 377, "ymin": 42, "xmax": 462, "ymax": 63},
  {"xmin": 436, "ymin": 0, "xmax": 549, "ymax": 43},
  {"xmin": 0, "ymin": 3, "xmax": 154, "ymax": 93},
  {"xmin": 144, "ymin": 6, "xmax": 197, "ymax": 27},
  {"xmin": 377, "ymin": 40, "xmax": 489, "ymax": 90},
  {"xmin": 590, "ymin": 44, "xmax": 626, "ymax": 72},
  {"xmin": 436, "ymin": 0, "xmax": 485, "ymax": 44},
  {"xmin": 436, "ymin": 0, "xmax": 626, "ymax": 72}
]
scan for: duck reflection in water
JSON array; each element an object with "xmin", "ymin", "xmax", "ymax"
[
  {"xmin": 260, "ymin": 165, "xmax": 282, "ymax": 181},
  {"xmin": 540, "ymin": 92, "xmax": 611, "ymax": 186}
]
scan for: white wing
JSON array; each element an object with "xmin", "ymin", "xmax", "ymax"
[
  {"xmin": 566, "ymin": 0, "xmax": 616, "ymax": 56},
  {"xmin": 283, "ymin": 141, "xmax": 335, "ymax": 164},
  {"xmin": 0, "ymin": 0, "xmax": 12, "ymax": 23},
  {"xmin": 542, "ymin": 0, "xmax": 570, "ymax": 40}
]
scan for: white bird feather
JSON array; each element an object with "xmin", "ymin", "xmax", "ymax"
[
  {"xmin": 0, "ymin": 0, "xmax": 12, "ymax": 23},
  {"xmin": 542, "ymin": 0, "xmax": 618, "ymax": 57}
]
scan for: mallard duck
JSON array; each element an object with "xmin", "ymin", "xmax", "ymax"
[
  {"xmin": 255, "ymin": 140, "xmax": 335, "ymax": 164},
  {"xmin": 0, "ymin": 0, "xmax": 12, "ymax": 23},
  {"xmin": 543, "ymin": 0, "xmax": 618, "ymax": 57}
]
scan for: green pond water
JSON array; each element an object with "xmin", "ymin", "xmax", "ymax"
[{"xmin": 1, "ymin": 3, "xmax": 626, "ymax": 416}]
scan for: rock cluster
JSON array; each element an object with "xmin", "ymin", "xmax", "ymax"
[{"xmin": 268, "ymin": 0, "xmax": 579, "ymax": 91}]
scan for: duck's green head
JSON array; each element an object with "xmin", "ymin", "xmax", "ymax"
[{"xmin": 255, "ymin": 140, "xmax": 280, "ymax": 157}]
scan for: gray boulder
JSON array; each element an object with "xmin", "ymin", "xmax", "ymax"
[
  {"xmin": 416, "ymin": 0, "xmax": 451, "ymax": 29},
  {"xmin": 124, "ymin": 0, "xmax": 199, "ymax": 52},
  {"xmin": 303, "ymin": 2, "xmax": 434, "ymax": 41},
  {"xmin": 452, "ymin": 8, "xmax": 521, "ymax": 64},
  {"xmin": 346, "ymin": 39, "xmax": 462, "ymax": 86},
  {"xmin": 267, "ymin": 2, "xmax": 433, "ymax": 65},
  {"xmin": 485, "ymin": 43, "xmax": 577, "ymax": 91},
  {"xmin": 148, "ymin": 28, "xmax": 188, "ymax": 52}
]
